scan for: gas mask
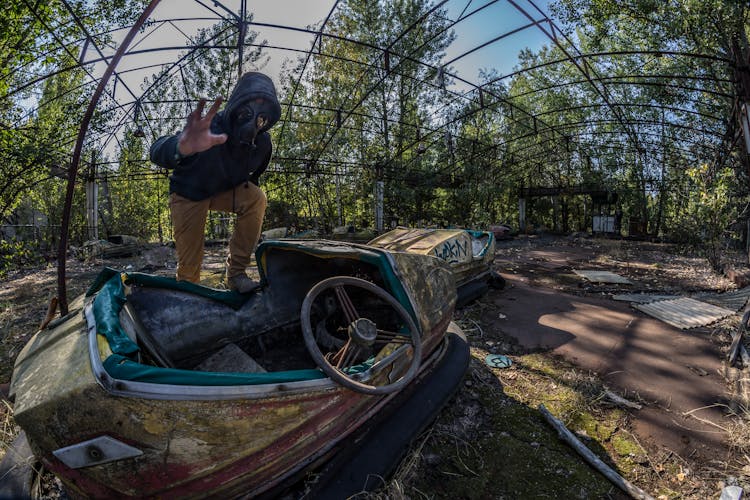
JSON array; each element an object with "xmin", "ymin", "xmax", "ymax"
[{"xmin": 230, "ymin": 97, "xmax": 275, "ymax": 149}]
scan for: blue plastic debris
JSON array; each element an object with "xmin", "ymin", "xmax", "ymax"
[{"xmin": 485, "ymin": 354, "xmax": 512, "ymax": 369}]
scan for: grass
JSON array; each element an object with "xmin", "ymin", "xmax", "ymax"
[{"xmin": 359, "ymin": 340, "xmax": 736, "ymax": 499}]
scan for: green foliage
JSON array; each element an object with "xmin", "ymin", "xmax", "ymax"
[
  {"xmin": 2, "ymin": 0, "xmax": 749, "ymax": 260},
  {"xmin": 0, "ymin": 238, "xmax": 45, "ymax": 279},
  {"xmin": 667, "ymin": 164, "xmax": 744, "ymax": 269},
  {"xmin": 269, "ymin": 0, "xmax": 456, "ymax": 230},
  {"xmin": 104, "ymin": 131, "xmax": 167, "ymax": 241},
  {"xmin": 0, "ymin": 0, "xmax": 149, "ymax": 246}
]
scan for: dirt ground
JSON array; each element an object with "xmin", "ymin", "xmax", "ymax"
[
  {"xmin": 392, "ymin": 235, "xmax": 750, "ymax": 500},
  {"xmin": 1, "ymin": 234, "xmax": 749, "ymax": 499}
]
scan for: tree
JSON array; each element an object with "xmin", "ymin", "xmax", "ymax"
[{"xmin": 1, "ymin": 0, "xmax": 148, "ymax": 237}]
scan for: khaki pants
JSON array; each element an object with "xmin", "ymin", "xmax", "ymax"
[{"xmin": 170, "ymin": 183, "xmax": 267, "ymax": 283}]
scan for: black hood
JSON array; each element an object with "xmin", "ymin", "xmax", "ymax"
[{"xmin": 221, "ymin": 72, "xmax": 282, "ymax": 134}]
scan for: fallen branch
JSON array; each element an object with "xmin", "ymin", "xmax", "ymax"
[
  {"xmin": 538, "ymin": 404, "xmax": 654, "ymax": 500},
  {"xmin": 604, "ymin": 389, "xmax": 643, "ymax": 410}
]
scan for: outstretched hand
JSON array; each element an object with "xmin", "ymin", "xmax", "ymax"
[{"xmin": 177, "ymin": 98, "xmax": 228, "ymax": 156}]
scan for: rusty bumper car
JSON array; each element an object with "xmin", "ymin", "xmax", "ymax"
[
  {"xmin": 369, "ymin": 227, "xmax": 505, "ymax": 306},
  {"xmin": 5, "ymin": 239, "xmax": 469, "ymax": 498}
]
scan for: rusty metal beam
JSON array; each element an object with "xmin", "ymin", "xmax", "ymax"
[{"xmin": 58, "ymin": 0, "xmax": 162, "ymax": 315}]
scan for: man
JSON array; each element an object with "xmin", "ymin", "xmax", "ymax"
[{"xmin": 150, "ymin": 72, "xmax": 281, "ymax": 292}]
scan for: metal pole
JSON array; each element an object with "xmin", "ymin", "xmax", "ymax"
[
  {"xmin": 85, "ymin": 153, "xmax": 98, "ymax": 240},
  {"xmin": 238, "ymin": 0, "xmax": 246, "ymax": 78},
  {"xmin": 375, "ymin": 163, "xmax": 384, "ymax": 232},
  {"xmin": 57, "ymin": 0, "xmax": 162, "ymax": 315},
  {"xmin": 335, "ymin": 165, "xmax": 342, "ymax": 226},
  {"xmin": 731, "ymin": 33, "xmax": 750, "ymax": 261}
]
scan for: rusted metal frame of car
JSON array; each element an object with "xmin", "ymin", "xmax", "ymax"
[{"xmin": 58, "ymin": 0, "xmax": 162, "ymax": 315}]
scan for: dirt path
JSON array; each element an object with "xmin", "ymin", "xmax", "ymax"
[{"xmin": 493, "ymin": 272, "xmax": 729, "ymax": 461}]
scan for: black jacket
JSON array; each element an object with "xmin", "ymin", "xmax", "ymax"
[{"xmin": 149, "ymin": 72, "xmax": 281, "ymax": 201}]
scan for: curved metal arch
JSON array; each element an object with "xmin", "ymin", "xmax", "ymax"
[
  {"xmin": 58, "ymin": 0, "xmax": 162, "ymax": 315},
  {"xmin": 95, "ymin": 25, "xmax": 239, "ymax": 154},
  {"xmin": 507, "ymin": 0, "xmax": 644, "ymax": 155},
  {"xmin": 302, "ymin": 0, "xmax": 453, "ymax": 169},
  {"xmin": 253, "ymin": 0, "xmax": 592, "ymax": 181},
  {"xmin": 71, "ymin": 1, "xmax": 588, "ymax": 175},
  {"xmin": 525, "ymin": 117, "xmax": 726, "ymax": 141},
  {"xmin": 532, "ymin": 102, "xmax": 724, "ymax": 124},
  {"xmin": 484, "ymin": 49, "xmax": 733, "ymax": 89},
  {"xmin": 275, "ymin": 1, "xmax": 341, "ymax": 152},
  {"xmin": 498, "ymin": 137, "xmax": 727, "ymax": 176},
  {"xmin": 397, "ymin": 112, "xmax": 727, "ymax": 187},
  {"xmin": 507, "ymin": 75, "xmax": 733, "ymax": 102}
]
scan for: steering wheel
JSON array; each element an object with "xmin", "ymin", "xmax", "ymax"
[{"xmin": 300, "ymin": 276, "xmax": 422, "ymax": 395}]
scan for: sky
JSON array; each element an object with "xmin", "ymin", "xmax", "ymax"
[{"xmin": 97, "ymin": 0, "xmax": 556, "ymax": 105}]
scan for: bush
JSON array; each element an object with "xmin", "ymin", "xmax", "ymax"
[{"xmin": 0, "ymin": 239, "xmax": 45, "ymax": 279}]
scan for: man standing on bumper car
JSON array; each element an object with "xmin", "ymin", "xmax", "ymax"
[{"xmin": 150, "ymin": 72, "xmax": 281, "ymax": 293}]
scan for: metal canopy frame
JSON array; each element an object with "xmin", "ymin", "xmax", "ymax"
[{"xmin": 0, "ymin": 0, "xmax": 745, "ymax": 313}]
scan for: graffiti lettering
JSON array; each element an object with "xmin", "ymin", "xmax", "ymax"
[{"xmin": 432, "ymin": 238, "xmax": 468, "ymax": 263}]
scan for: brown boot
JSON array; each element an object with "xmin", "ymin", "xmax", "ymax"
[{"xmin": 227, "ymin": 273, "xmax": 259, "ymax": 293}]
